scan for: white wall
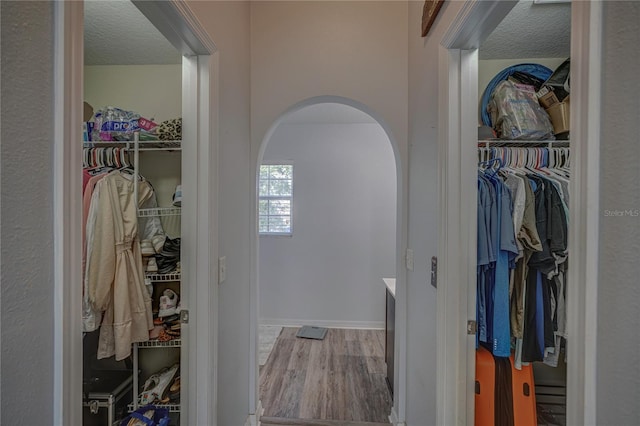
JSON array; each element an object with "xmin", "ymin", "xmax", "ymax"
[
  {"xmin": 259, "ymin": 122, "xmax": 396, "ymax": 328},
  {"xmin": 406, "ymin": 1, "xmax": 465, "ymax": 424},
  {"xmin": 183, "ymin": 2, "xmax": 252, "ymax": 426},
  {"xmin": 250, "ymin": 0, "xmax": 409, "ymax": 188},
  {"xmin": 1, "ymin": 2, "xmax": 55, "ymax": 424},
  {"xmin": 84, "ymin": 64, "xmax": 182, "ymax": 123},
  {"xmin": 597, "ymin": 2, "xmax": 640, "ymax": 423}
]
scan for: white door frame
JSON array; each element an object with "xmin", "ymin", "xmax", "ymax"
[
  {"xmin": 53, "ymin": 2, "xmax": 219, "ymax": 425},
  {"xmin": 436, "ymin": 1, "xmax": 602, "ymax": 425}
]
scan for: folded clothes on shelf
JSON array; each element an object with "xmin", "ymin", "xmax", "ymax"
[{"xmin": 154, "ymin": 237, "xmax": 180, "ymax": 274}]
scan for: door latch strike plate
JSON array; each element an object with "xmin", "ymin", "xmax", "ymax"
[
  {"xmin": 430, "ymin": 256, "xmax": 437, "ymax": 288},
  {"xmin": 467, "ymin": 320, "xmax": 477, "ymax": 335},
  {"xmin": 180, "ymin": 309, "xmax": 189, "ymax": 324}
]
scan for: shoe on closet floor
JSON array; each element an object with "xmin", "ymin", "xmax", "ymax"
[
  {"xmin": 137, "ymin": 364, "xmax": 179, "ymax": 406},
  {"xmin": 168, "ymin": 376, "xmax": 180, "ymax": 402},
  {"xmin": 140, "ymin": 240, "xmax": 155, "ymax": 256},
  {"xmin": 158, "ymin": 289, "xmax": 179, "ymax": 317},
  {"xmin": 149, "ymin": 324, "xmax": 164, "ymax": 340},
  {"xmin": 157, "ymin": 326, "xmax": 178, "ymax": 342}
]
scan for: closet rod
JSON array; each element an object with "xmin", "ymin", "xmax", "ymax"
[
  {"xmin": 84, "ymin": 140, "xmax": 182, "ymax": 151},
  {"xmin": 478, "ymin": 146, "xmax": 571, "ymax": 169},
  {"xmin": 478, "ymin": 139, "xmax": 570, "ymax": 148}
]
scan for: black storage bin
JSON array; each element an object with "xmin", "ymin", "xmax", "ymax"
[
  {"xmin": 83, "ymin": 371, "xmax": 133, "ymax": 426},
  {"xmin": 83, "ymin": 330, "xmax": 134, "ymax": 425}
]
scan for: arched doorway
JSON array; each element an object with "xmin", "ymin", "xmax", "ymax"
[{"xmin": 252, "ymin": 97, "xmax": 402, "ymax": 424}]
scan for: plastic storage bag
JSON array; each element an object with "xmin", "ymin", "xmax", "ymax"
[
  {"xmin": 91, "ymin": 106, "xmax": 158, "ymax": 142},
  {"xmin": 488, "ymin": 80, "xmax": 555, "ymax": 140},
  {"xmin": 92, "ymin": 106, "xmax": 141, "ymax": 141}
]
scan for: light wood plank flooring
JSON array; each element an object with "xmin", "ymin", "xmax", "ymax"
[{"xmin": 259, "ymin": 328, "xmax": 392, "ymax": 425}]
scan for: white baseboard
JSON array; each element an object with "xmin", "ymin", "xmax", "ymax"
[
  {"xmin": 259, "ymin": 317, "xmax": 384, "ymax": 330},
  {"xmin": 389, "ymin": 407, "xmax": 405, "ymax": 426},
  {"xmin": 244, "ymin": 414, "xmax": 252, "ymax": 426},
  {"xmin": 245, "ymin": 400, "xmax": 263, "ymax": 426}
]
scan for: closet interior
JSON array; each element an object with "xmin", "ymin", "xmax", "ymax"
[
  {"xmin": 475, "ymin": 1, "xmax": 570, "ymax": 425},
  {"xmin": 82, "ymin": 2, "xmax": 185, "ymax": 425}
]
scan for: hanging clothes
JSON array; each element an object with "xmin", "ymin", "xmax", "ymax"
[
  {"xmin": 477, "ymin": 163, "xmax": 519, "ymax": 357},
  {"xmin": 86, "ymin": 170, "xmax": 155, "ymax": 360},
  {"xmin": 83, "ymin": 171, "xmax": 108, "ymax": 332},
  {"xmin": 476, "ymin": 146, "xmax": 570, "ymax": 367},
  {"xmin": 81, "ymin": 146, "xmax": 165, "ymax": 347}
]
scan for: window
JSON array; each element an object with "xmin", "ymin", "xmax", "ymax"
[{"xmin": 259, "ymin": 164, "xmax": 293, "ymax": 235}]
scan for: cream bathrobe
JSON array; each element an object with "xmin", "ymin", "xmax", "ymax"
[{"xmin": 87, "ymin": 171, "xmax": 154, "ymax": 360}]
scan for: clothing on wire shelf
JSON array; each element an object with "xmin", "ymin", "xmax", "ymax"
[
  {"xmin": 82, "ymin": 147, "xmax": 166, "ymax": 360},
  {"xmin": 477, "ymin": 148, "xmax": 569, "ymax": 370}
]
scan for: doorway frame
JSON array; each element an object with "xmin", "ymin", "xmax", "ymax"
[
  {"xmin": 53, "ymin": 2, "xmax": 219, "ymax": 425},
  {"xmin": 436, "ymin": 1, "xmax": 602, "ymax": 425},
  {"xmin": 249, "ymin": 95, "xmax": 407, "ymax": 425}
]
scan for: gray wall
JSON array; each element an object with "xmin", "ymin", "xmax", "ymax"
[
  {"xmin": 259, "ymin": 122, "xmax": 396, "ymax": 327},
  {"xmin": 1, "ymin": 1, "xmax": 55, "ymax": 424},
  {"xmin": 597, "ymin": 2, "xmax": 640, "ymax": 423}
]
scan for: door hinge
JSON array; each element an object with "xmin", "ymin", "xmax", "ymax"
[
  {"xmin": 180, "ymin": 309, "xmax": 189, "ymax": 324},
  {"xmin": 467, "ymin": 320, "xmax": 477, "ymax": 335}
]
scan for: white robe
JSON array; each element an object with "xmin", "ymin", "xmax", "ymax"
[{"xmin": 87, "ymin": 171, "xmax": 154, "ymax": 360}]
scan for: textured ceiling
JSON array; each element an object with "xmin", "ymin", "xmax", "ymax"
[
  {"xmin": 84, "ymin": 0, "xmax": 181, "ymax": 65},
  {"xmin": 84, "ymin": 0, "xmax": 570, "ymax": 66},
  {"xmin": 480, "ymin": 0, "xmax": 571, "ymax": 60}
]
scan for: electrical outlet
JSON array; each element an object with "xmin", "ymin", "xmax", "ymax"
[
  {"xmin": 406, "ymin": 249, "xmax": 414, "ymax": 271},
  {"xmin": 218, "ymin": 256, "xmax": 226, "ymax": 284}
]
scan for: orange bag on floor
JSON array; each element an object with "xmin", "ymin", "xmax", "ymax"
[
  {"xmin": 510, "ymin": 353, "xmax": 537, "ymax": 426},
  {"xmin": 474, "ymin": 347, "xmax": 538, "ymax": 426},
  {"xmin": 475, "ymin": 346, "xmax": 496, "ymax": 426}
]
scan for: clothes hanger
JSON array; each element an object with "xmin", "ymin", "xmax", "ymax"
[
  {"xmin": 479, "ymin": 157, "xmax": 503, "ymax": 179},
  {"xmin": 105, "ymin": 147, "xmax": 112, "ymax": 167},
  {"xmin": 120, "ymin": 147, "xmax": 130, "ymax": 168},
  {"xmin": 561, "ymin": 147, "xmax": 571, "ymax": 172},
  {"xmin": 507, "ymin": 149, "xmax": 530, "ymax": 177}
]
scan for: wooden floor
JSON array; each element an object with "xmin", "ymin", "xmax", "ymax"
[{"xmin": 259, "ymin": 328, "xmax": 392, "ymax": 425}]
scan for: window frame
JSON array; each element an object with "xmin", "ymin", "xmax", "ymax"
[{"xmin": 258, "ymin": 163, "xmax": 294, "ymax": 236}]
